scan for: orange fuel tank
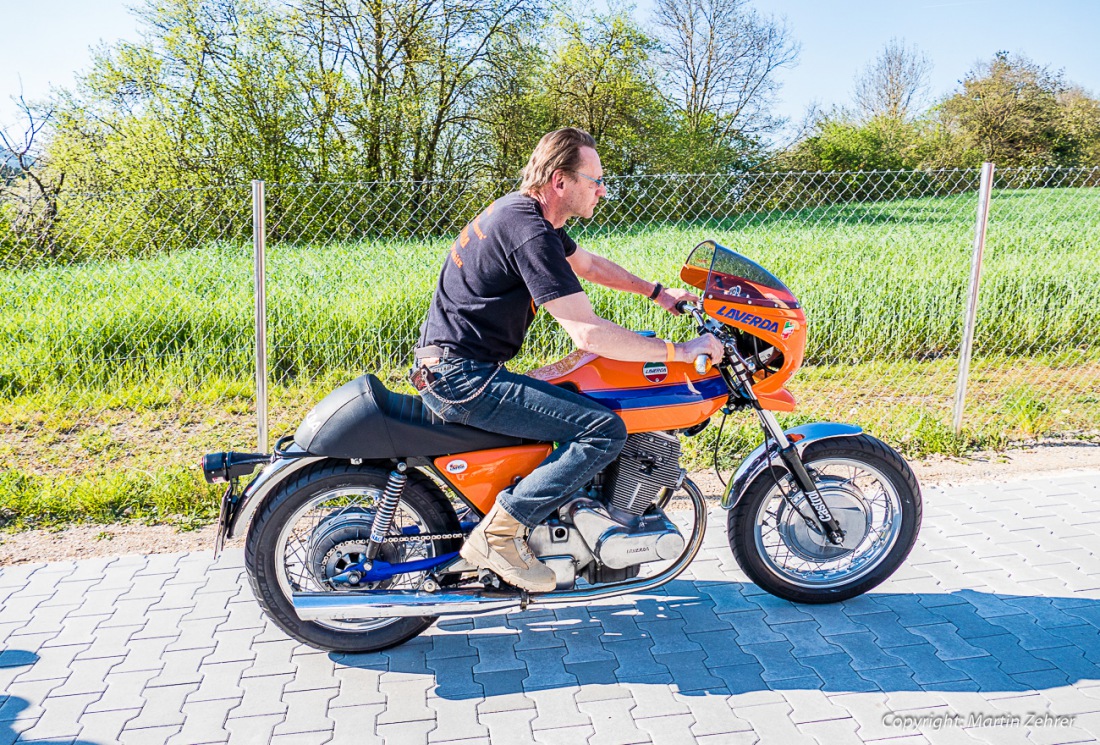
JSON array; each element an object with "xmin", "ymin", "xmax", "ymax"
[{"xmin": 526, "ymin": 350, "xmax": 729, "ymax": 434}]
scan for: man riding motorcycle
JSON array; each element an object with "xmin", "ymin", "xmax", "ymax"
[{"xmin": 411, "ymin": 127, "xmax": 724, "ymax": 592}]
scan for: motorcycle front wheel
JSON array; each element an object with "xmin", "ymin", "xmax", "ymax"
[
  {"xmin": 727, "ymin": 434, "xmax": 921, "ymax": 604},
  {"xmin": 244, "ymin": 462, "xmax": 462, "ymax": 652}
]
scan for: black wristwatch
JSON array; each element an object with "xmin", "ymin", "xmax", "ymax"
[{"xmin": 648, "ymin": 282, "xmax": 663, "ymax": 300}]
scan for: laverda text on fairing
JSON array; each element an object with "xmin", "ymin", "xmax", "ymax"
[{"xmin": 201, "ymin": 241, "xmax": 923, "ymax": 652}]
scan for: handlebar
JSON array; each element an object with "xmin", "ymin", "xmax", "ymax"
[{"xmin": 676, "ymin": 300, "xmax": 714, "ymax": 372}]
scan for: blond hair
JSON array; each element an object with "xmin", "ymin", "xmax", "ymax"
[{"xmin": 520, "ymin": 128, "xmax": 597, "ymax": 195}]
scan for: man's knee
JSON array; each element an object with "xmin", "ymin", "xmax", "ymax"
[{"xmin": 595, "ymin": 410, "xmax": 628, "ymax": 450}]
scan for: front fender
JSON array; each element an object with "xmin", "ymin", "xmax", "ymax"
[
  {"xmin": 226, "ymin": 452, "xmax": 327, "ymax": 540},
  {"xmin": 720, "ymin": 423, "xmax": 863, "ymax": 511}
]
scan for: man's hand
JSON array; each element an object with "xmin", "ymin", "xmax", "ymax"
[
  {"xmin": 679, "ymin": 334, "xmax": 725, "ymax": 367},
  {"xmin": 655, "ymin": 286, "xmax": 698, "ymax": 315}
]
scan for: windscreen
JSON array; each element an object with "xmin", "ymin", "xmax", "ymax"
[{"xmin": 681, "ymin": 240, "xmax": 800, "ymax": 310}]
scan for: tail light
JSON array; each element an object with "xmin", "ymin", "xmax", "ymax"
[{"xmin": 201, "ymin": 452, "xmax": 270, "ymax": 484}]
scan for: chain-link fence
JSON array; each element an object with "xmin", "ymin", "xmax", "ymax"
[{"xmin": 1, "ymin": 167, "xmax": 1097, "ymax": 524}]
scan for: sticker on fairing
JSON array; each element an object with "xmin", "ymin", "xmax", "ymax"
[
  {"xmin": 782, "ymin": 321, "xmax": 797, "ymax": 340},
  {"xmin": 643, "ymin": 363, "xmax": 668, "ymax": 383},
  {"xmin": 446, "ymin": 460, "xmax": 468, "ymax": 474}
]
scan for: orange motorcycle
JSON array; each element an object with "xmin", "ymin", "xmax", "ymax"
[{"xmin": 202, "ymin": 240, "xmax": 922, "ymax": 652}]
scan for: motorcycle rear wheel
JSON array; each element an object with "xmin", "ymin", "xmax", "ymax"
[
  {"xmin": 244, "ymin": 462, "xmax": 462, "ymax": 652},
  {"xmin": 727, "ymin": 434, "xmax": 921, "ymax": 604}
]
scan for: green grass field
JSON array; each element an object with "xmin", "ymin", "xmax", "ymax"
[{"xmin": 0, "ymin": 186, "xmax": 1097, "ymax": 530}]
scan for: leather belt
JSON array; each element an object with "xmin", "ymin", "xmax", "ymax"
[{"xmin": 414, "ymin": 344, "xmax": 450, "ymax": 369}]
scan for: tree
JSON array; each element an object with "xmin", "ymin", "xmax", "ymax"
[
  {"xmin": 940, "ymin": 52, "xmax": 1064, "ymax": 166},
  {"xmin": 1054, "ymin": 86, "xmax": 1100, "ymax": 166},
  {"xmin": 652, "ymin": 0, "xmax": 796, "ymax": 164},
  {"xmin": 0, "ymin": 97, "xmax": 65, "ymax": 259},
  {"xmin": 538, "ymin": 8, "xmax": 671, "ymax": 175},
  {"xmin": 853, "ymin": 38, "xmax": 931, "ymax": 122},
  {"xmin": 781, "ymin": 112, "xmax": 926, "ymax": 172}
]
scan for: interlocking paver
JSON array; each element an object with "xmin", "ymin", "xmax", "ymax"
[
  {"xmin": 531, "ymin": 724, "xmax": 597, "ymax": 744},
  {"xmin": 425, "ymin": 695, "xmax": 487, "ymax": 741},
  {"xmin": 124, "ymin": 682, "xmax": 199, "ymax": 730},
  {"xmin": 376, "ymin": 718, "xmax": 435, "ymax": 743},
  {"xmin": 652, "ymin": 650, "xmax": 726, "ymax": 692},
  {"xmin": 518, "ymin": 645, "xmax": 577, "ymax": 691},
  {"xmin": 271, "ymin": 687, "xmax": 338, "ymax": 736},
  {"xmin": 119, "ymin": 723, "xmax": 184, "ymax": 744},
  {"xmin": 680, "ymin": 692, "xmax": 755, "ymax": 737},
  {"xmin": 17, "ymin": 691, "xmax": 99, "ymax": 741},
  {"xmin": 580, "ymin": 694, "xmax": 652, "ymax": 745},
  {"xmin": 605, "ymin": 638, "xmax": 671, "ymax": 679},
  {"xmin": 85, "ymin": 668, "xmax": 160, "ymax": 714},
  {"xmin": 328, "ymin": 703, "xmax": 387, "ymax": 743},
  {"xmin": 224, "ymin": 713, "xmax": 288, "ymax": 745},
  {"xmin": 635, "ymin": 617, "xmax": 701, "ymax": 656},
  {"xmin": 634, "ymin": 711, "xmax": 696, "ymax": 744},
  {"xmin": 167, "ymin": 696, "xmax": 239, "ymax": 744},
  {"xmin": 47, "ymin": 654, "xmax": 125, "ymax": 698},
  {"xmin": 76, "ymin": 707, "xmax": 143, "ymax": 742},
  {"xmin": 232, "ymin": 671, "xmax": 292, "ymax": 718},
  {"xmin": 479, "ymin": 708, "xmax": 538, "ymax": 744},
  {"xmin": 377, "ymin": 677, "xmax": 434, "ymax": 725},
  {"xmin": 527, "ymin": 686, "xmax": 592, "ymax": 732},
  {"xmin": 425, "ymin": 653, "xmax": 483, "ymax": 700}
]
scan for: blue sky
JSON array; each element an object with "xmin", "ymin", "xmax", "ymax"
[{"xmin": 2, "ymin": 0, "xmax": 1098, "ymax": 138}]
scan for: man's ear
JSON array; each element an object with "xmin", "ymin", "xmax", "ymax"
[{"xmin": 551, "ymin": 169, "xmax": 568, "ymax": 192}]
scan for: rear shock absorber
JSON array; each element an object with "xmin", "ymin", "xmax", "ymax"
[{"xmin": 364, "ymin": 462, "xmax": 407, "ymax": 562}]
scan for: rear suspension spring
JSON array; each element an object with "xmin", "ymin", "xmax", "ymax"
[{"xmin": 365, "ymin": 463, "xmax": 407, "ymax": 561}]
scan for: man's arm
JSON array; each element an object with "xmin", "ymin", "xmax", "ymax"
[
  {"xmin": 566, "ymin": 246, "xmax": 696, "ymax": 314},
  {"xmin": 542, "ymin": 291, "xmax": 724, "ymax": 364},
  {"xmin": 566, "ymin": 246, "xmax": 655, "ymax": 296}
]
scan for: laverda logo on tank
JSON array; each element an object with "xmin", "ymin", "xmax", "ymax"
[
  {"xmin": 642, "ymin": 363, "xmax": 668, "ymax": 383},
  {"xmin": 716, "ymin": 305, "xmax": 780, "ymax": 333}
]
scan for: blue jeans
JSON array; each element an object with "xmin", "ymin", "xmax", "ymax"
[{"xmin": 418, "ymin": 357, "xmax": 628, "ymax": 528}]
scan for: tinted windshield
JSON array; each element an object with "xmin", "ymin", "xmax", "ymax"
[{"xmin": 681, "ymin": 240, "xmax": 800, "ymax": 310}]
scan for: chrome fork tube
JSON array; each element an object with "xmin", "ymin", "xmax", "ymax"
[{"xmin": 757, "ymin": 409, "xmax": 791, "ymax": 449}]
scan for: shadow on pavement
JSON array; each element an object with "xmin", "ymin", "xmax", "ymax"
[
  {"xmin": 0, "ymin": 651, "xmax": 100, "ymax": 745},
  {"xmin": 332, "ymin": 581, "xmax": 1100, "ymax": 698}
]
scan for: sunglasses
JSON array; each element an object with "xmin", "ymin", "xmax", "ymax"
[{"xmin": 573, "ymin": 171, "xmax": 607, "ymax": 188}]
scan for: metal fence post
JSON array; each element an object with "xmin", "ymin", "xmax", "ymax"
[
  {"xmin": 252, "ymin": 180, "xmax": 269, "ymax": 452},
  {"xmin": 953, "ymin": 162, "xmax": 995, "ymax": 434}
]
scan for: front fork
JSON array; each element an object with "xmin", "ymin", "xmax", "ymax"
[{"xmin": 756, "ymin": 409, "xmax": 846, "ymax": 545}]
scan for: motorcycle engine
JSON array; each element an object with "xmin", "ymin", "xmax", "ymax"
[
  {"xmin": 602, "ymin": 431, "xmax": 683, "ymax": 520},
  {"xmin": 525, "ymin": 432, "xmax": 686, "ymax": 590}
]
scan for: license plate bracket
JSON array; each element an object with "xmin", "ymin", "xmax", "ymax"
[{"xmin": 214, "ymin": 482, "xmax": 239, "ymax": 559}]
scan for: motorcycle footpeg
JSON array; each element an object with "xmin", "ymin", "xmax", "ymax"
[{"xmin": 478, "ymin": 570, "xmax": 502, "ymax": 588}]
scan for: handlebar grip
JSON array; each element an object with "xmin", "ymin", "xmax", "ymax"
[
  {"xmin": 694, "ymin": 354, "xmax": 711, "ymax": 374},
  {"xmin": 675, "ymin": 300, "xmax": 691, "ymax": 314}
]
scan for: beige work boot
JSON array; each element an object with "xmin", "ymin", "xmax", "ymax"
[{"xmin": 460, "ymin": 502, "xmax": 557, "ymax": 593}]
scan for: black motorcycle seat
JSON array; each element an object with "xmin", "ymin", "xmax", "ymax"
[{"xmin": 294, "ymin": 374, "xmax": 529, "ymax": 459}]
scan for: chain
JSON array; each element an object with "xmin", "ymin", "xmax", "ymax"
[
  {"xmin": 382, "ymin": 531, "xmax": 468, "ymax": 544},
  {"xmin": 422, "ymin": 362, "xmax": 504, "ymax": 405}
]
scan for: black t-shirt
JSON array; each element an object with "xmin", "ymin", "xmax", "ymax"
[{"xmin": 417, "ymin": 192, "xmax": 583, "ymax": 362}]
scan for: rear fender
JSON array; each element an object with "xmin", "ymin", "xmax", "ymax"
[
  {"xmin": 226, "ymin": 453, "xmax": 327, "ymax": 540},
  {"xmin": 720, "ymin": 423, "xmax": 863, "ymax": 511}
]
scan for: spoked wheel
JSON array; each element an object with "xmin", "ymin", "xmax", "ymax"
[
  {"xmin": 244, "ymin": 462, "xmax": 462, "ymax": 652},
  {"xmin": 728, "ymin": 434, "xmax": 921, "ymax": 604}
]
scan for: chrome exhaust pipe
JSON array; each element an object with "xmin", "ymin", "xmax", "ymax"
[
  {"xmin": 293, "ymin": 589, "xmax": 521, "ymax": 620},
  {"xmin": 291, "ymin": 478, "xmax": 708, "ymax": 621}
]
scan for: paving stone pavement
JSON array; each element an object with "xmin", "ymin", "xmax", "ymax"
[{"xmin": 2, "ymin": 473, "xmax": 1100, "ymax": 744}]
